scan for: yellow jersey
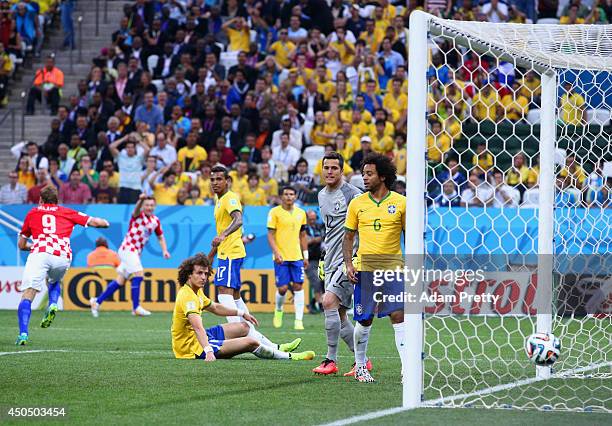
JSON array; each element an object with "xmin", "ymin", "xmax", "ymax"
[
  {"xmin": 153, "ymin": 183, "xmax": 179, "ymax": 205},
  {"xmin": 259, "ymin": 177, "xmax": 278, "ymax": 199},
  {"xmin": 227, "ymin": 27, "xmax": 250, "ymax": 52},
  {"xmin": 329, "ymin": 40, "xmax": 355, "ymax": 65},
  {"xmin": 371, "ymin": 134, "xmax": 394, "ymax": 154},
  {"xmin": 242, "ymin": 187, "xmax": 267, "ymax": 206},
  {"xmin": 345, "ymin": 191, "xmax": 405, "ymax": 271},
  {"xmin": 383, "ymin": 92, "xmax": 408, "ymax": 115},
  {"xmin": 267, "ymin": 205, "xmax": 307, "ymax": 261},
  {"xmin": 197, "ymin": 177, "xmax": 213, "ymax": 200},
  {"xmin": 171, "ymin": 285, "xmax": 212, "ymax": 359},
  {"xmin": 394, "ymin": 147, "xmax": 407, "ymax": 176},
  {"xmin": 472, "ymin": 90, "xmax": 500, "ymax": 122},
  {"xmin": 178, "ymin": 145, "xmax": 208, "ymax": 172},
  {"xmin": 269, "ymin": 40, "xmax": 296, "ymax": 68},
  {"xmin": 184, "ymin": 199, "xmax": 204, "ymax": 206},
  {"xmin": 560, "ymin": 92, "xmax": 585, "ymax": 125},
  {"xmin": 229, "ymin": 171, "xmax": 248, "ymax": 195},
  {"xmin": 427, "ymin": 133, "xmax": 451, "ymax": 163},
  {"xmin": 214, "ymin": 191, "xmax": 246, "ymax": 260}
]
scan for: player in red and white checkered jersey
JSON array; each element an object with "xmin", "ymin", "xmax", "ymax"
[
  {"xmin": 16, "ymin": 186, "xmax": 109, "ymax": 345},
  {"xmin": 90, "ymin": 194, "xmax": 170, "ymax": 317}
]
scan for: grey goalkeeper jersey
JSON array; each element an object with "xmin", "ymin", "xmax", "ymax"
[{"xmin": 318, "ymin": 182, "xmax": 361, "ymax": 274}]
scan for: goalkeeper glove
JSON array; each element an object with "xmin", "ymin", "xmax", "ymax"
[{"xmin": 318, "ymin": 260, "xmax": 325, "ymax": 281}]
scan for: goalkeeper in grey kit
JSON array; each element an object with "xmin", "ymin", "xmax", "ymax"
[{"xmin": 311, "ymin": 152, "xmax": 372, "ymax": 376}]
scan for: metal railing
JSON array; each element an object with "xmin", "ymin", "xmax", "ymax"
[{"xmin": 0, "ymin": 108, "xmax": 16, "ymax": 146}]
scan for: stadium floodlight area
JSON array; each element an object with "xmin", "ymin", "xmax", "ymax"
[{"xmin": 403, "ymin": 11, "xmax": 611, "ymax": 413}]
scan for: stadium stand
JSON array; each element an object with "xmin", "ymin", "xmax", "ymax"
[{"xmin": 1, "ymin": 0, "xmax": 611, "ymax": 208}]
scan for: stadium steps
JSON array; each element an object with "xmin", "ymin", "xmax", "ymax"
[{"xmin": 0, "ymin": 0, "xmax": 124, "ymax": 185}]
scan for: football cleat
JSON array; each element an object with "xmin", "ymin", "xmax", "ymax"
[
  {"xmin": 279, "ymin": 337, "xmax": 302, "ymax": 353},
  {"xmin": 355, "ymin": 364, "xmax": 375, "ymax": 382},
  {"xmin": 273, "ymin": 310, "xmax": 283, "ymax": 328},
  {"xmin": 294, "ymin": 319, "xmax": 304, "ymax": 330},
  {"xmin": 15, "ymin": 333, "xmax": 29, "ymax": 346},
  {"xmin": 40, "ymin": 304, "xmax": 58, "ymax": 328},
  {"xmin": 290, "ymin": 350, "xmax": 315, "ymax": 361},
  {"xmin": 312, "ymin": 358, "xmax": 339, "ymax": 375},
  {"xmin": 89, "ymin": 297, "xmax": 99, "ymax": 318},
  {"xmin": 132, "ymin": 306, "xmax": 152, "ymax": 316},
  {"xmin": 343, "ymin": 358, "xmax": 373, "ymax": 377}
]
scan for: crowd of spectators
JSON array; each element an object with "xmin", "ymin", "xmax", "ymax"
[{"xmin": 1, "ymin": 0, "xmax": 610, "ymax": 209}]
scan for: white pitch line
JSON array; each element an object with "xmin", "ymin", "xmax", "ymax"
[
  {"xmin": 318, "ymin": 361, "xmax": 612, "ymax": 426},
  {"xmin": 0, "ymin": 349, "xmax": 169, "ymax": 357}
]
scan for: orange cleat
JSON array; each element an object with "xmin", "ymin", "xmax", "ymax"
[
  {"xmin": 312, "ymin": 358, "xmax": 339, "ymax": 375},
  {"xmin": 343, "ymin": 358, "xmax": 373, "ymax": 377}
]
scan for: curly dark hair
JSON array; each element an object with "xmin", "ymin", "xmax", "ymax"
[
  {"xmin": 361, "ymin": 152, "xmax": 397, "ymax": 190},
  {"xmin": 177, "ymin": 253, "xmax": 211, "ymax": 285}
]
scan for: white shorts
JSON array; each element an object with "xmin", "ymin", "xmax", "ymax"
[
  {"xmin": 21, "ymin": 252, "xmax": 71, "ymax": 292},
  {"xmin": 116, "ymin": 249, "xmax": 144, "ymax": 278}
]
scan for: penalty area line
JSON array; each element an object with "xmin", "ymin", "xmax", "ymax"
[
  {"xmin": 318, "ymin": 361, "xmax": 612, "ymax": 426},
  {"xmin": 0, "ymin": 349, "xmax": 169, "ymax": 357}
]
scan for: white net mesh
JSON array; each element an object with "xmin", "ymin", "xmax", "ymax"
[{"xmin": 416, "ymin": 14, "xmax": 612, "ymax": 412}]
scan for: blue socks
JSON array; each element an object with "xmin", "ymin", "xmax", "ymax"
[
  {"xmin": 131, "ymin": 276, "xmax": 143, "ymax": 310},
  {"xmin": 48, "ymin": 281, "xmax": 61, "ymax": 306},
  {"xmin": 17, "ymin": 299, "xmax": 32, "ymax": 335},
  {"xmin": 96, "ymin": 280, "xmax": 121, "ymax": 305}
]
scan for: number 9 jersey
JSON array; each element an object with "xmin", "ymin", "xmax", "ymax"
[
  {"xmin": 344, "ymin": 191, "xmax": 405, "ymax": 271},
  {"xmin": 20, "ymin": 204, "xmax": 91, "ymax": 260}
]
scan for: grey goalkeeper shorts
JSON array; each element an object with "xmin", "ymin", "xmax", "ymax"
[{"xmin": 325, "ymin": 267, "xmax": 354, "ymax": 308}]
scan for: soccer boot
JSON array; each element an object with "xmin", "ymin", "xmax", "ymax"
[
  {"xmin": 273, "ymin": 310, "xmax": 283, "ymax": 328},
  {"xmin": 343, "ymin": 358, "xmax": 373, "ymax": 377},
  {"xmin": 40, "ymin": 304, "xmax": 58, "ymax": 328},
  {"xmin": 290, "ymin": 350, "xmax": 315, "ymax": 361},
  {"xmin": 279, "ymin": 337, "xmax": 302, "ymax": 352},
  {"xmin": 89, "ymin": 297, "xmax": 100, "ymax": 318},
  {"xmin": 312, "ymin": 358, "xmax": 339, "ymax": 375},
  {"xmin": 15, "ymin": 333, "xmax": 29, "ymax": 346},
  {"xmin": 355, "ymin": 364, "xmax": 376, "ymax": 383},
  {"xmin": 132, "ymin": 306, "xmax": 152, "ymax": 316},
  {"xmin": 294, "ymin": 319, "xmax": 304, "ymax": 330}
]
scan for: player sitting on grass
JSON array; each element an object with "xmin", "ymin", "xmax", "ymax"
[
  {"xmin": 16, "ymin": 185, "xmax": 109, "ymax": 345},
  {"xmin": 172, "ymin": 253, "xmax": 315, "ymax": 361}
]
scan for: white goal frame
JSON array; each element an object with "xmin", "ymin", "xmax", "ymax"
[{"xmin": 402, "ymin": 10, "xmax": 609, "ymax": 409}]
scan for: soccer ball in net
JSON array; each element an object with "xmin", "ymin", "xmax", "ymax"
[{"xmin": 525, "ymin": 333, "xmax": 561, "ymax": 366}]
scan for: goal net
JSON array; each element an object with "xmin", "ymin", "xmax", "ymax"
[{"xmin": 404, "ymin": 11, "xmax": 612, "ymax": 412}]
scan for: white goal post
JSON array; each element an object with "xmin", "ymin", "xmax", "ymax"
[{"xmin": 404, "ymin": 11, "xmax": 612, "ymax": 411}]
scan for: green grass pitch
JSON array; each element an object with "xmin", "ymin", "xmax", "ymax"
[{"xmin": 0, "ymin": 310, "xmax": 610, "ymax": 425}]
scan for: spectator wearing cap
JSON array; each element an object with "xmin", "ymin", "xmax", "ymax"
[
  {"xmin": 87, "ymin": 237, "xmax": 120, "ymax": 269},
  {"xmin": 26, "ymin": 55, "xmax": 64, "ymax": 115},
  {"xmin": 11, "ymin": 140, "xmax": 49, "ymax": 173},
  {"xmin": 350, "ymin": 135, "xmax": 373, "ymax": 171},
  {"xmin": 0, "ymin": 171, "xmax": 27, "ymax": 204},
  {"xmin": 60, "ymin": 169, "xmax": 92, "ymax": 204}
]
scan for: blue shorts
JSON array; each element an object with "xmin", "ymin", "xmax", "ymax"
[
  {"xmin": 196, "ymin": 325, "xmax": 225, "ymax": 357},
  {"xmin": 214, "ymin": 257, "xmax": 244, "ymax": 290},
  {"xmin": 274, "ymin": 260, "xmax": 305, "ymax": 286},
  {"xmin": 353, "ymin": 271, "xmax": 404, "ymax": 322}
]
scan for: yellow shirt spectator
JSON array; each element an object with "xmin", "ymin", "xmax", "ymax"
[
  {"xmin": 371, "ymin": 134, "xmax": 394, "ymax": 155},
  {"xmin": 369, "ymin": 121, "xmax": 395, "ymax": 139},
  {"xmin": 153, "ymin": 183, "xmax": 179, "ymax": 205},
  {"xmin": 226, "ymin": 26, "xmax": 250, "ymax": 52},
  {"xmin": 383, "ymin": 92, "xmax": 408, "ymax": 118},
  {"xmin": 472, "ymin": 87, "xmax": 500, "ymax": 121},
  {"xmin": 560, "ymin": 91, "xmax": 585, "ymax": 125},
  {"xmin": 329, "ymin": 40, "xmax": 355, "ymax": 66},
  {"xmin": 178, "ymin": 145, "xmax": 207, "ymax": 172},
  {"xmin": 506, "ymin": 166, "xmax": 532, "ymax": 186},
  {"xmin": 501, "ymin": 94, "xmax": 529, "ymax": 121},
  {"xmin": 427, "ymin": 133, "xmax": 451, "ymax": 163},
  {"xmin": 359, "ymin": 29, "xmax": 385, "ymax": 53},
  {"xmin": 197, "ymin": 176, "xmax": 213, "ymax": 200},
  {"xmin": 472, "ymin": 151, "xmax": 494, "ymax": 171},
  {"xmin": 242, "ymin": 187, "xmax": 267, "ymax": 206},
  {"xmin": 229, "ymin": 171, "xmax": 248, "ymax": 195},
  {"xmin": 394, "ymin": 146, "xmax": 407, "ymax": 176},
  {"xmin": 269, "ymin": 40, "xmax": 296, "ymax": 68},
  {"xmin": 184, "ymin": 198, "xmax": 204, "ymax": 206},
  {"xmin": 259, "ymin": 177, "xmax": 278, "ymax": 200},
  {"xmin": 317, "ymin": 79, "xmax": 336, "ymax": 102}
]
